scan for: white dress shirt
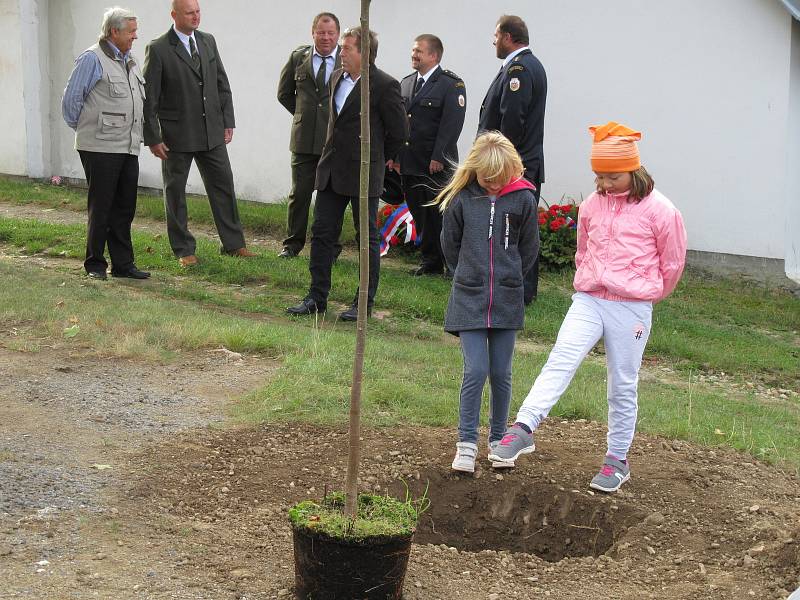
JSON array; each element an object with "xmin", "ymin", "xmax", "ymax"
[
  {"xmin": 334, "ymin": 72, "xmax": 359, "ymax": 114},
  {"xmin": 415, "ymin": 63, "xmax": 440, "ymax": 88},
  {"xmin": 173, "ymin": 25, "xmax": 199, "ymax": 58}
]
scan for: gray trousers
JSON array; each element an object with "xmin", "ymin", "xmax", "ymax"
[
  {"xmin": 162, "ymin": 143, "xmax": 246, "ymax": 257},
  {"xmin": 458, "ymin": 328, "xmax": 518, "ymax": 445}
]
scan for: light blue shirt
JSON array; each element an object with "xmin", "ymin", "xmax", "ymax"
[
  {"xmin": 334, "ymin": 72, "xmax": 359, "ymax": 114},
  {"xmin": 312, "ymin": 46, "xmax": 338, "ymax": 84},
  {"xmin": 62, "ymin": 41, "xmax": 128, "ymax": 130},
  {"xmin": 173, "ymin": 24, "xmax": 198, "ymax": 58},
  {"xmin": 502, "ymin": 46, "xmax": 530, "ymax": 67}
]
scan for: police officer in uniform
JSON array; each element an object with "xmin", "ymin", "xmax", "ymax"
[
  {"xmin": 478, "ymin": 15, "xmax": 547, "ymax": 303},
  {"xmin": 397, "ymin": 34, "xmax": 466, "ymax": 276},
  {"xmin": 277, "ymin": 12, "xmax": 341, "ymax": 258}
]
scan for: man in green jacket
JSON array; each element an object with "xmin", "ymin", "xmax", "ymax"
[
  {"xmin": 142, "ymin": 0, "xmax": 254, "ymax": 267},
  {"xmin": 277, "ymin": 12, "xmax": 341, "ymax": 258}
]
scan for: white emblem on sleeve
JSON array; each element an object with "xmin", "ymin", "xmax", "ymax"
[
  {"xmin": 458, "ymin": 94, "xmax": 465, "ymax": 107},
  {"xmin": 509, "ymin": 78, "xmax": 520, "ymax": 92}
]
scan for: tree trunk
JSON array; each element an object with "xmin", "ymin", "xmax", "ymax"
[{"xmin": 344, "ymin": 0, "xmax": 372, "ymax": 519}]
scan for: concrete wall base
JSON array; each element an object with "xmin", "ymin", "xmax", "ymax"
[{"xmin": 687, "ymin": 250, "xmax": 799, "ymax": 293}]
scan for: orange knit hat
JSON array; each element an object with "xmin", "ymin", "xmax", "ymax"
[{"xmin": 589, "ymin": 121, "xmax": 641, "ymax": 173}]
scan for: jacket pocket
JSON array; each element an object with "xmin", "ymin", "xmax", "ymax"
[
  {"xmin": 419, "ymin": 98, "xmax": 441, "ymax": 109},
  {"xmin": 96, "ymin": 112, "xmax": 127, "ymax": 140},
  {"xmin": 107, "ymin": 74, "xmax": 129, "ymax": 98},
  {"xmin": 498, "ymin": 277, "xmax": 522, "ymax": 288}
]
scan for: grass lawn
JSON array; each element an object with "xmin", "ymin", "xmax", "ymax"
[{"xmin": 1, "ymin": 175, "xmax": 798, "ymax": 472}]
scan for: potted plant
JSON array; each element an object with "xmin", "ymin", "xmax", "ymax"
[{"xmin": 289, "ymin": 2, "xmax": 423, "ymax": 597}]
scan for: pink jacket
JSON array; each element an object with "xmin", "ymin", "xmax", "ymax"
[{"xmin": 573, "ymin": 189, "xmax": 687, "ymax": 303}]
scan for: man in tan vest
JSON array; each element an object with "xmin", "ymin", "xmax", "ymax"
[
  {"xmin": 277, "ymin": 12, "xmax": 341, "ymax": 258},
  {"xmin": 61, "ymin": 7, "xmax": 149, "ymax": 281}
]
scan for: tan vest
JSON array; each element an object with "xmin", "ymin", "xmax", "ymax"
[{"xmin": 75, "ymin": 41, "xmax": 145, "ymax": 155}]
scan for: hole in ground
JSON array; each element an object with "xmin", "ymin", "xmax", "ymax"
[{"xmin": 396, "ymin": 469, "xmax": 645, "ymax": 562}]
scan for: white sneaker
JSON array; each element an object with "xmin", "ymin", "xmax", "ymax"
[
  {"xmin": 488, "ymin": 440, "xmax": 515, "ymax": 469},
  {"xmin": 451, "ymin": 442, "xmax": 478, "ymax": 473}
]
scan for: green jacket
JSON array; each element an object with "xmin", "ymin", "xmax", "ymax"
[{"xmin": 277, "ymin": 44, "xmax": 340, "ymax": 155}]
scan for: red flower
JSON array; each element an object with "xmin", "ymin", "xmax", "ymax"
[
  {"xmin": 560, "ymin": 204, "xmax": 575, "ymax": 215},
  {"xmin": 548, "ymin": 205, "xmax": 559, "ymax": 217},
  {"xmin": 538, "ymin": 214, "xmax": 547, "ymax": 226},
  {"xmin": 390, "ymin": 235, "xmax": 400, "ymax": 246},
  {"xmin": 382, "ymin": 205, "xmax": 394, "ymax": 217},
  {"xmin": 549, "ymin": 217, "xmax": 566, "ymax": 231}
]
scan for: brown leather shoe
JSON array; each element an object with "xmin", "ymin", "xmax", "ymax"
[
  {"xmin": 224, "ymin": 247, "xmax": 257, "ymax": 258},
  {"xmin": 178, "ymin": 255, "xmax": 199, "ymax": 268}
]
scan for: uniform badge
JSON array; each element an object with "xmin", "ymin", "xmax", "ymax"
[
  {"xmin": 458, "ymin": 94, "xmax": 465, "ymax": 107},
  {"xmin": 509, "ymin": 77, "xmax": 520, "ymax": 92}
]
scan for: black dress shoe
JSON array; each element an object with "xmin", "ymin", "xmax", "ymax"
[
  {"xmin": 279, "ymin": 247, "xmax": 298, "ymax": 258},
  {"xmin": 339, "ymin": 304, "xmax": 372, "ymax": 321},
  {"xmin": 111, "ymin": 266, "xmax": 150, "ymax": 279},
  {"xmin": 410, "ymin": 265, "xmax": 443, "ymax": 277},
  {"xmin": 86, "ymin": 271, "xmax": 107, "ymax": 281},
  {"xmin": 287, "ymin": 298, "xmax": 325, "ymax": 315}
]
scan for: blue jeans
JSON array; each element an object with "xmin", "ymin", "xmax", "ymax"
[{"xmin": 458, "ymin": 329, "xmax": 517, "ymax": 445}]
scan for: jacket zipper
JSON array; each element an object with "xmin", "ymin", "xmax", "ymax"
[
  {"xmin": 599, "ymin": 196, "xmax": 622, "ymax": 285},
  {"xmin": 487, "ymin": 198, "xmax": 496, "ymax": 328}
]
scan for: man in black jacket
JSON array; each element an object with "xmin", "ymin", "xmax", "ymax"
[
  {"xmin": 287, "ymin": 26, "xmax": 408, "ymax": 321},
  {"xmin": 398, "ymin": 34, "xmax": 466, "ymax": 277},
  {"xmin": 142, "ymin": 0, "xmax": 254, "ymax": 267},
  {"xmin": 478, "ymin": 15, "xmax": 547, "ymax": 303}
]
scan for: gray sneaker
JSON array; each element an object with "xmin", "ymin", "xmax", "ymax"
[
  {"xmin": 488, "ymin": 441, "xmax": 515, "ymax": 468},
  {"xmin": 487, "ymin": 425, "xmax": 535, "ymax": 462},
  {"xmin": 451, "ymin": 442, "xmax": 478, "ymax": 473},
  {"xmin": 589, "ymin": 456, "xmax": 630, "ymax": 492}
]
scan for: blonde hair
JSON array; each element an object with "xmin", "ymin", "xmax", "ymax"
[
  {"xmin": 434, "ymin": 131, "xmax": 524, "ymax": 212},
  {"xmin": 595, "ymin": 165, "xmax": 655, "ymax": 203}
]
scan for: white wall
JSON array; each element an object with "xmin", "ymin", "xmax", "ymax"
[
  {"xmin": 10, "ymin": 0, "xmax": 800, "ymax": 261},
  {"xmin": 0, "ymin": 0, "xmax": 28, "ymax": 175},
  {"xmin": 786, "ymin": 17, "xmax": 800, "ymax": 283}
]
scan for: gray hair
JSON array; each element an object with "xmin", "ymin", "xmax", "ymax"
[{"xmin": 99, "ymin": 6, "xmax": 137, "ymax": 40}]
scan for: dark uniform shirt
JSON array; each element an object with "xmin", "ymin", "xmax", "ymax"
[
  {"xmin": 478, "ymin": 48, "xmax": 547, "ymax": 184},
  {"xmin": 399, "ymin": 66, "xmax": 466, "ymax": 176}
]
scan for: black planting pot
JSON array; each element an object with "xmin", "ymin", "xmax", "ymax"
[{"xmin": 292, "ymin": 526, "xmax": 414, "ymax": 599}]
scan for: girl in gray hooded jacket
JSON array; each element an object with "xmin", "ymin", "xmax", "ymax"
[{"xmin": 436, "ymin": 132, "xmax": 539, "ymax": 473}]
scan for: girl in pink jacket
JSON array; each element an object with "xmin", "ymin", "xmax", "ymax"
[{"xmin": 489, "ymin": 122, "xmax": 687, "ymax": 492}]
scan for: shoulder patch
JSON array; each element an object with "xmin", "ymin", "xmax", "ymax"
[{"xmin": 507, "ymin": 64, "xmax": 525, "ymax": 74}]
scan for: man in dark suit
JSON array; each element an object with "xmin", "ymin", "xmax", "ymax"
[
  {"xmin": 277, "ymin": 12, "xmax": 341, "ymax": 259},
  {"xmin": 478, "ymin": 14, "xmax": 547, "ymax": 304},
  {"xmin": 397, "ymin": 34, "xmax": 466, "ymax": 277},
  {"xmin": 142, "ymin": 0, "xmax": 254, "ymax": 268},
  {"xmin": 287, "ymin": 26, "xmax": 408, "ymax": 321}
]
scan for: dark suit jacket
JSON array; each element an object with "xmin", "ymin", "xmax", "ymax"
[
  {"xmin": 478, "ymin": 49, "xmax": 547, "ymax": 183},
  {"xmin": 315, "ymin": 65, "xmax": 408, "ymax": 198},
  {"xmin": 398, "ymin": 67, "xmax": 466, "ymax": 176},
  {"xmin": 142, "ymin": 28, "xmax": 234, "ymax": 152},
  {"xmin": 277, "ymin": 45, "xmax": 341, "ymax": 156}
]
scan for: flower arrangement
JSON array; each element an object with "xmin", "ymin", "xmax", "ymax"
[
  {"xmin": 538, "ymin": 199, "xmax": 579, "ymax": 270},
  {"xmin": 377, "ymin": 201, "xmax": 418, "ymax": 256}
]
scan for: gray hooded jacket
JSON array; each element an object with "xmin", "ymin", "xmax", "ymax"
[{"xmin": 441, "ymin": 180, "xmax": 539, "ymax": 334}]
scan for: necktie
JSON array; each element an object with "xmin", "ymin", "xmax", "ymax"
[
  {"xmin": 316, "ymin": 56, "xmax": 328, "ymax": 90},
  {"xmin": 189, "ymin": 36, "xmax": 200, "ymax": 70},
  {"xmin": 413, "ymin": 76, "xmax": 424, "ymax": 97}
]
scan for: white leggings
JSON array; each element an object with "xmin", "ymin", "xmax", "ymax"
[{"xmin": 516, "ymin": 292, "xmax": 652, "ymax": 460}]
